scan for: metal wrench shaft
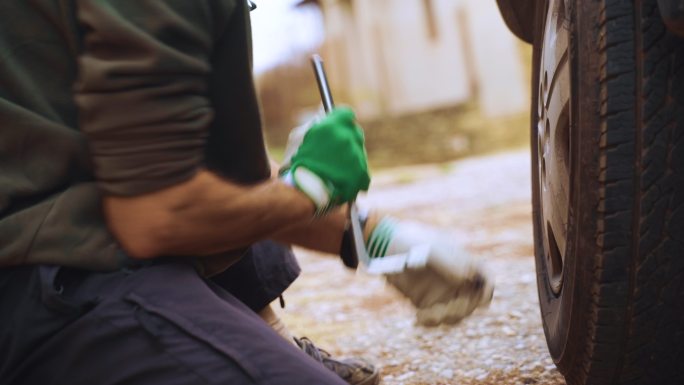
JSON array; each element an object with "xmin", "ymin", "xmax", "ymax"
[{"xmin": 311, "ymin": 54, "xmax": 369, "ymax": 269}]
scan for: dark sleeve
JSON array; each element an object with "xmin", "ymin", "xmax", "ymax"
[{"xmin": 75, "ymin": 0, "xmax": 236, "ymax": 196}]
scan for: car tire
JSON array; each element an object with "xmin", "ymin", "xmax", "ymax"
[{"xmin": 531, "ymin": 1, "xmax": 684, "ymax": 384}]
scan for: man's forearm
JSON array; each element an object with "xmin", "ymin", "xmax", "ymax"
[
  {"xmin": 271, "ymin": 208, "xmax": 381, "ymax": 255},
  {"xmin": 271, "ymin": 207, "xmax": 346, "ymax": 254},
  {"xmin": 104, "ymin": 170, "xmax": 316, "ymax": 258}
]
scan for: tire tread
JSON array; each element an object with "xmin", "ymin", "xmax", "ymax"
[{"xmin": 586, "ymin": 0, "xmax": 684, "ymax": 384}]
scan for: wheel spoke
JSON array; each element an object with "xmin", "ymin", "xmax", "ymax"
[
  {"xmin": 544, "ymin": 60, "xmax": 570, "ymax": 255},
  {"xmin": 537, "ymin": 0, "xmax": 572, "ymax": 294},
  {"xmin": 542, "ymin": 0, "xmax": 569, "ymax": 73}
]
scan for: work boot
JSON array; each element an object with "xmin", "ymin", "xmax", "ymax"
[{"xmin": 294, "ymin": 336, "xmax": 380, "ymax": 385}]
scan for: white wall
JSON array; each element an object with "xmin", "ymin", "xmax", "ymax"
[
  {"xmin": 463, "ymin": 0, "xmax": 528, "ymax": 117},
  {"xmin": 319, "ymin": 0, "xmax": 528, "ymax": 119}
]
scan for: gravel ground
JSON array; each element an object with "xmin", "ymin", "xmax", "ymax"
[{"xmin": 278, "ymin": 150, "xmax": 567, "ymax": 385}]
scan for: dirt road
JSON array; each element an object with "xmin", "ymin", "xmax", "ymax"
[{"xmin": 279, "ymin": 150, "xmax": 567, "ymax": 385}]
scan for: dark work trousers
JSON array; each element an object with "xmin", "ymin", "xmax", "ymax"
[
  {"xmin": 0, "ymin": 242, "xmax": 346, "ymax": 385},
  {"xmin": 211, "ymin": 240, "xmax": 301, "ymax": 312}
]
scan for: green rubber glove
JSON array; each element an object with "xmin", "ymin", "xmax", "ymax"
[{"xmin": 282, "ymin": 107, "xmax": 370, "ymax": 214}]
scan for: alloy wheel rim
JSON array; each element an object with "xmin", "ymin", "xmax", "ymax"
[{"xmin": 537, "ymin": 0, "xmax": 571, "ymax": 295}]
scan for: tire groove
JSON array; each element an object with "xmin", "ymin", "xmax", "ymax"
[{"xmin": 630, "ymin": 7, "xmax": 645, "ymax": 332}]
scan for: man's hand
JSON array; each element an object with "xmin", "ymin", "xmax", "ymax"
[
  {"xmin": 366, "ymin": 217, "xmax": 494, "ymax": 326},
  {"xmin": 280, "ymin": 107, "xmax": 370, "ymax": 215}
]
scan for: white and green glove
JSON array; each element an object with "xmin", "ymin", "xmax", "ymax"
[
  {"xmin": 366, "ymin": 216, "xmax": 494, "ymax": 326},
  {"xmin": 280, "ymin": 107, "xmax": 370, "ymax": 215}
]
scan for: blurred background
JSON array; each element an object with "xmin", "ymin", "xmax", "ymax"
[{"xmin": 251, "ymin": 0, "xmax": 532, "ymax": 168}]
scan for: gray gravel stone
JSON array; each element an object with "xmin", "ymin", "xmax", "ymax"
[{"xmin": 280, "ymin": 151, "xmax": 566, "ymax": 385}]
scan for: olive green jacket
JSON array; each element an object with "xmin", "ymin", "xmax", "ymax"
[{"xmin": 0, "ymin": 0, "xmax": 270, "ymax": 270}]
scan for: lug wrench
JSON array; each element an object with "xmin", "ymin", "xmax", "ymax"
[
  {"xmin": 311, "ymin": 54, "xmax": 369, "ymax": 268},
  {"xmin": 311, "ymin": 55, "xmax": 431, "ymax": 274}
]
